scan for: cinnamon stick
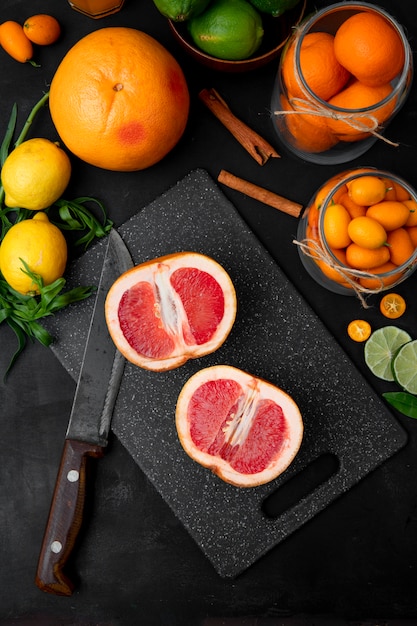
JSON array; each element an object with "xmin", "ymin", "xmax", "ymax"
[
  {"xmin": 218, "ymin": 170, "xmax": 303, "ymax": 218},
  {"xmin": 199, "ymin": 88, "xmax": 280, "ymax": 165}
]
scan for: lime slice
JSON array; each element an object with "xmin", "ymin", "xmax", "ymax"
[
  {"xmin": 364, "ymin": 326, "xmax": 412, "ymax": 381},
  {"xmin": 392, "ymin": 340, "xmax": 417, "ymax": 393}
]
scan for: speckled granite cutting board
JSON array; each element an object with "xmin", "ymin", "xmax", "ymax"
[{"xmin": 46, "ymin": 169, "xmax": 407, "ymax": 578}]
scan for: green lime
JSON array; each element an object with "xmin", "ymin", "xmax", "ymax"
[
  {"xmin": 249, "ymin": 0, "xmax": 301, "ymax": 18},
  {"xmin": 188, "ymin": 0, "xmax": 264, "ymax": 61},
  {"xmin": 152, "ymin": 0, "xmax": 212, "ymax": 21},
  {"xmin": 392, "ymin": 340, "xmax": 417, "ymax": 393},
  {"xmin": 364, "ymin": 326, "xmax": 412, "ymax": 381}
]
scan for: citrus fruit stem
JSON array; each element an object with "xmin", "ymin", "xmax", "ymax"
[{"xmin": 0, "ymin": 91, "xmax": 50, "ymax": 206}]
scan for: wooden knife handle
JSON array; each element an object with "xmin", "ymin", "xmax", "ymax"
[{"xmin": 35, "ymin": 439, "xmax": 104, "ymax": 596}]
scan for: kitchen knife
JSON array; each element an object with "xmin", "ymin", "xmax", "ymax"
[{"xmin": 35, "ymin": 228, "xmax": 134, "ymax": 596}]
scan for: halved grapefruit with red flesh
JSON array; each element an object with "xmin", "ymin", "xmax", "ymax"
[
  {"xmin": 105, "ymin": 252, "xmax": 237, "ymax": 371},
  {"xmin": 176, "ymin": 365, "xmax": 304, "ymax": 487}
]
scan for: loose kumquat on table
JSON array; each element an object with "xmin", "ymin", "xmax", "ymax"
[
  {"xmin": 347, "ymin": 319, "xmax": 372, "ymax": 342},
  {"xmin": 379, "ymin": 293, "xmax": 406, "ymax": 319}
]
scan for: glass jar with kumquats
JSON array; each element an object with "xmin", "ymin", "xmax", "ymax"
[
  {"xmin": 271, "ymin": 2, "xmax": 413, "ymax": 164},
  {"xmin": 295, "ymin": 168, "xmax": 417, "ymax": 303}
]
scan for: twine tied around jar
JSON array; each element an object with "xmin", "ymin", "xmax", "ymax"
[
  {"xmin": 293, "ymin": 237, "xmax": 395, "ymax": 307},
  {"xmin": 273, "ymin": 26, "xmax": 399, "ymax": 148}
]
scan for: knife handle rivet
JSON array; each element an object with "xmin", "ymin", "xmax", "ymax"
[
  {"xmin": 67, "ymin": 470, "xmax": 80, "ymax": 483},
  {"xmin": 51, "ymin": 540, "xmax": 62, "ymax": 554}
]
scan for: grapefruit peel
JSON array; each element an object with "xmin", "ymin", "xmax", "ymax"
[
  {"xmin": 175, "ymin": 365, "xmax": 304, "ymax": 488},
  {"xmin": 105, "ymin": 252, "xmax": 237, "ymax": 371}
]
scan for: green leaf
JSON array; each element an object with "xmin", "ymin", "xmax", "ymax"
[
  {"xmin": 383, "ymin": 391, "xmax": 417, "ymax": 419},
  {"xmin": 3, "ymin": 317, "xmax": 27, "ymax": 382},
  {"xmin": 51, "ymin": 197, "xmax": 113, "ymax": 248},
  {"xmin": 0, "ymin": 103, "xmax": 17, "ymax": 166}
]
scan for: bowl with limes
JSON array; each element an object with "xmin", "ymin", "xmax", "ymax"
[{"xmin": 158, "ymin": 0, "xmax": 306, "ymax": 72}]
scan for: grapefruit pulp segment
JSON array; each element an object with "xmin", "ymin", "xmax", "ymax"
[
  {"xmin": 176, "ymin": 365, "xmax": 304, "ymax": 487},
  {"xmin": 105, "ymin": 252, "xmax": 237, "ymax": 371}
]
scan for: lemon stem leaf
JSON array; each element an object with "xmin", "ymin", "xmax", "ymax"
[
  {"xmin": 14, "ymin": 91, "xmax": 50, "ymax": 148},
  {"xmin": 0, "ymin": 263, "xmax": 95, "ymax": 381},
  {"xmin": 0, "ymin": 103, "xmax": 17, "ymax": 167},
  {"xmin": 51, "ymin": 197, "xmax": 113, "ymax": 248}
]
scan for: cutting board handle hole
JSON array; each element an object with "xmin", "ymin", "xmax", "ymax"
[{"xmin": 261, "ymin": 453, "xmax": 339, "ymax": 519}]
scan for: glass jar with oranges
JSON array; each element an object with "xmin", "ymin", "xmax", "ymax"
[
  {"xmin": 296, "ymin": 168, "xmax": 417, "ymax": 299},
  {"xmin": 271, "ymin": 2, "xmax": 413, "ymax": 164}
]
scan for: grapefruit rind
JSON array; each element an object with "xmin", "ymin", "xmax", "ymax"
[
  {"xmin": 175, "ymin": 365, "xmax": 304, "ymax": 488},
  {"xmin": 105, "ymin": 252, "xmax": 237, "ymax": 371}
]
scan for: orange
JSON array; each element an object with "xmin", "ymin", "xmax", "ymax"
[
  {"xmin": 0, "ymin": 20, "xmax": 33, "ymax": 63},
  {"xmin": 314, "ymin": 177, "xmax": 346, "ymax": 210},
  {"xmin": 358, "ymin": 262, "xmax": 401, "ymax": 290},
  {"xmin": 393, "ymin": 182, "xmax": 410, "ymax": 202},
  {"xmin": 406, "ymin": 226, "xmax": 417, "ymax": 247},
  {"xmin": 345, "ymin": 242, "xmax": 390, "ymax": 270},
  {"xmin": 279, "ymin": 94, "xmax": 337, "ymax": 153},
  {"xmin": 386, "ymin": 228, "xmax": 415, "ymax": 266},
  {"xmin": 307, "ymin": 204, "xmax": 319, "ymax": 229},
  {"xmin": 403, "ymin": 200, "xmax": 417, "ymax": 227},
  {"xmin": 348, "ymin": 176, "xmax": 387, "ymax": 206},
  {"xmin": 49, "ymin": 27, "xmax": 190, "ymax": 171},
  {"xmin": 334, "ymin": 11, "xmax": 405, "ymax": 87},
  {"xmin": 366, "ymin": 201, "xmax": 410, "ymax": 231},
  {"xmin": 379, "ymin": 293, "xmax": 406, "ymax": 319},
  {"xmin": 347, "ymin": 216, "xmax": 387, "ymax": 249},
  {"xmin": 281, "ymin": 32, "xmax": 350, "ymax": 102},
  {"xmin": 317, "ymin": 258, "xmax": 353, "ymax": 288},
  {"xmin": 327, "ymin": 80, "xmax": 395, "ymax": 139},
  {"xmin": 347, "ymin": 319, "xmax": 372, "ymax": 342},
  {"xmin": 339, "ymin": 192, "xmax": 366, "ymax": 219},
  {"xmin": 323, "ymin": 203, "xmax": 351, "ymax": 249},
  {"xmin": 23, "ymin": 14, "xmax": 61, "ymax": 45},
  {"xmin": 175, "ymin": 365, "xmax": 304, "ymax": 488},
  {"xmin": 105, "ymin": 252, "xmax": 237, "ymax": 371},
  {"xmin": 382, "ymin": 178, "xmax": 398, "ymax": 201}
]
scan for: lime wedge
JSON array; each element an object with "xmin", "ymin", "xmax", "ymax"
[
  {"xmin": 392, "ymin": 340, "xmax": 417, "ymax": 393},
  {"xmin": 364, "ymin": 326, "xmax": 412, "ymax": 381}
]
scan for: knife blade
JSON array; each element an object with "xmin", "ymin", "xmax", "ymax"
[{"xmin": 35, "ymin": 228, "xmax": 133, "ymax": 596}]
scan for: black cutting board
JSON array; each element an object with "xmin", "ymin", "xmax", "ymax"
[{"xmin": 45, "ymin": 169, "xmax": 407, "ymax": 578}]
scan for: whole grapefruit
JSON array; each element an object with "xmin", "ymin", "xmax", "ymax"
[{"xmin": 49, "ymin": 27, "xmax": 190, "ymax": 171}]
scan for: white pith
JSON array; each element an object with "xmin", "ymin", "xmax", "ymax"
[{"xmin": 176, "ymin": 365, "xmax": 304, "ymax": 488}]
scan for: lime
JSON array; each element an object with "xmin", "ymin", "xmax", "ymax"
[
  {"xmin": 392, "ymin": 340, "xmax": 417, "ymax": 393},
  {"xmin": 1, "ymin": 138, "xmax": 71, "ymax": 211},
  {"xmin": 188, "ymin": 0, "xmax": 264, "ymax": 61},
  {"xmin": 364, "ymin": 326, "xmax": 412, "ymax": 381},
  {"xmin": 152, "ymin": 0, "xmax": 211, "ymax": 21},
  {"xmin": 249, "ymin": 0, "xmax": 301, "ymax": 18}
]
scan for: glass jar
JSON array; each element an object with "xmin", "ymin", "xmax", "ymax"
[
  {"xmin": 68, "ymin": 0, "xmax": 124, "ymax": 18},
  {"xmin": 296, "ymin": 168, "xmax": 417, "ymax": 300},
  {"xmin": 271, "ymin": 2, "xmax": 413, "ymax": 164}
]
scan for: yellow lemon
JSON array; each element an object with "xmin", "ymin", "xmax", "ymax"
[
  {"xmin": 1, "ymin": 138, "xmax": 71, "ymax": 211},
  {"xmin": 0, "ymin": 212, "xmax": 67, "ymax": 294}
]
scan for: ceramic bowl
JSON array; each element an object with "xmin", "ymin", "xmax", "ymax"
[{"xmin": 168, "ymin": 0, "xmax": 306, "ymax": 73}]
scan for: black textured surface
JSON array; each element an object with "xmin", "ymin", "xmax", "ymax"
[
  {"xmin": 45, "ymin": 169, "xmax": 406, "ymax": 577},
  {"xmin": 2, "ymin": 0, "xmax": 417, "ymax": 621}
]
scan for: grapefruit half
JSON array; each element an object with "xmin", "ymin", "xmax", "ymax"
[
  {"xmin": 176, "ymin": 365, "xmax": 304, "ymax": 487},
  {"xmin": 105, "ymin": 252, "xmax": 237, "ymax": 371}
]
